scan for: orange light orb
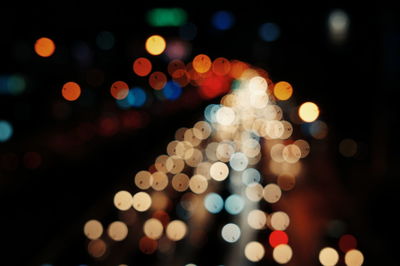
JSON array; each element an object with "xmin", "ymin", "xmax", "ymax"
[
  {"xmin": 193, "ymin": 54, "xmax": 212, "ymax": 73},
  {"xmin": 274, "ymin": 81, "xmax": 293, "ymax": 100},
  {"xmin": 62, "ymin": 82, "xmax": 81, "ymax": 101},
  {"xmin": 34, "ymin": 37, "xmax": 56, "ymax": 57}
]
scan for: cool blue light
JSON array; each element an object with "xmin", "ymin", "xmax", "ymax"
[
  {"xmin": 242, "ymin": 168, "xmax": 261, "ymax": 185},
  {"xmin": 130, "ymin": 87, "xmax": 147, "ymax": 107},
  {"xmin": 301, "ymin": 122, "xmax": 311, "ymax": 136},
  {"xmin": 176, "ymin": 203, "xmax": 191, "ymax": 220},
  {"xmin": 229, "ymin": 152, "xmax": 248, "ymax": 171},
  {"xmin": 163, "ymin": 81, "xmax": 182, "ymax": 100},
  {"xmin": 224, "ymin": 194, "xmax": 244, "ymax": 215},
  {"xmin": 204, "ymin": 104, "xmax": 220, "ymax": 123},
  {"xmin": 204, "ymin": 193, "xmax": 224, "ymax": 214},
  {"xmin": 0, "ymin": 75, "xmax": 26, "ymax": 95},
  {"xmin": 259, "ymin": 23, "xmax": 280, "ymax": 42},
  {"xmin": 0, "ymin": 120, "xmax": 13, "ymax": 142},
  {"xmin": 212, "ymin": 11, "xmax": 235, "ymax": 30},
  {"xmin": 116, "ymin": 87, "xmax": 146, "ymax": 109}
]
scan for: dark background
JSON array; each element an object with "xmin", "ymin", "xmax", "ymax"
[{"xmin": 1, "ymin": 2, "xmax": 399, "ymax": 265}]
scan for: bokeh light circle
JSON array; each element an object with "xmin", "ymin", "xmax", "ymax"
[
  {"xmin": 221, "ymin": 223, "xmax": 241, "ymax": 243},
  {"xmin": 210, "ymin": 162, "xmax": 229, "ymax": 181},
  {"xmin": 132, "ymin": 192, "xmax": 152, "ymax": 212},
  {"xmin": 244, "ymin": 241, "xmax": 265, "ymax": 262},
  {"xmin": 143, "ymin": 218, "xmax": 164, "ymax": 240},
  {"xmin": 344, "ymin": 249, "xmax": 364, "ymax": 266},
  {"xmin": 0, "ymin": 120, "xmax": 13, "ymax": 142},
  {"xmin": 62, "ymin": 81, "xmax": 81, "ymax": 101},
  {"xmin": 224, "ymin": 194, "xmax": 244, "ymax": 215},
  {"xmin": 269, "ymin": 231, "xmax": 288, "ymax": 248},
  {"xmin": 35, "ymin": 37, "xmax": 55, "ymax": 57},
  {"xmin": 84, "ymin": 219, "xmax": 103, "ymax": 240},
  {"xmin": 166, "ymin": 220, "xmax": 187, "ymax": 241},
  {"xmin": 108, "ymin": 221, "xmax": 128, "ymax": 241},
  {"xmin": 273, "ymin": 244, "xmax": 293, "ymax": 264},
  {"xmin": 145, "ymin": 35, "xmax": 166, "ymax": 55},
  {"xmin": 299, "ymin": 102, "xmax": 319, "ymax": 123},
  {"xmin": 113, "ymin": 190, "xmax": 133, "ymax": 211},
  {"xmin": 204, "ymin": 193, "xmax": 224, "ymax": 214},
  {"xmin": 319, "ymin": 247, "xmax": 339, "ymax": 266}
]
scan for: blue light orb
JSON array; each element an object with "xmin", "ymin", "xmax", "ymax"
[
  {"xmin": 224, "ymin": 194, "xmax": 244, "ymax": 215},
  {"xmin": 116, "ymin": 87, "xmax": 147, "ymax": 109},
  {"xmin": 229, "ymin": 152, "xmax": 248, "ymax": 171},
  {"xmin": 259, "ymin": 23, "xmax": 280, "ymax": 42},
  {"xmin": 204, "ymin": 193, "xmax": 224, "ymax": 214},
  {"xmin": 204, "ymin": 104, "xmax": 221, "ymax": 123},
  {"xmin": 242, "ymin": 168, "xmax": 261, "ymax": 185},
  {"xmin": 163, "ymin": 81, "xmax": 182, "ymax": 100},
  {"xmin": 130, "ymin": 87, "xmax": 147, "ymax": 107},
  {"xmin": 212, "ymin": 11, "xmax": 235, "ymax": 30},
  {"xmin": 0, "ymin": 120, "xmax": 13, "ymax": 142}
]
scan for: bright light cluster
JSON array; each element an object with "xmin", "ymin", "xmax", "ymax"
[{"xmin": 82, "ymin": 51, "xmax": 362, "ymax": 264}]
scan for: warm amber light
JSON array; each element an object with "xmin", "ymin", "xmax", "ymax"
[
  {"xmin": 145, "ymin": 35, "xmax": 166, "ymax": 55},
  {"xmin": 189, "ymin": 174, "xmax": 208, "ymax": 194},
  {"xmin": 34, "ymin": 37, "xmax": 55, "ymax": 57},
  {"xmin": 133, "ymin": 57, "xmax": 152, "ymax": 76},
  {"xmin": 247, "ymin": 210, "xmax": 266, "ymax": 230},
  {"xmin": 88, "ymin": 239, "xmax": 106, "ymax": 258},
  {"xmin": 345, "ymin": 249, "xmax": 364, "ymax": 266},
  {"xmin": 263, "ymin": 183, "xmax": 282, "ymax": 203},
  {"xmin": 274, "ymin": 81, "xmax": 293, "ymax": 100},
  {"xmin": 113, "ymin": 190, "xmax": 132, "ymax": 211},
  {"xmin": 108, "ymin": 221, "xmax": 128, "ymax": 241},
  {"xmin": 84, "ymin": 220, "xmax": 103, "ymax": 240},
  {"xmin": 298, "ymin": 102, "xmax": 319, "ymax": 122},
  {"xmin": 270, "ymin": 211, "xmax": 290, "ymax": 231},
  {"xmin": 166, "ymin": 220, "xmax": 187, "ymax": 241},
  {"xmin": 319, "ymin": 247, "xmax": 339, "ymax": 266},
  {"xmin": 244, "ymin": 241, "xmax": 265, "ymax": 262},
  {"xmin": 62, "ymin": 82, "xmax": 81, "ymax": 101},
  {"xmin": 273, "ymin": 244, "xmax": 293, "ymax": 264},
  {"xmin": 143, "ymin": 218, "xmax": 164, "ymax": 240},
  {"xmin": 192, "ymin": 54, "xmax": 212, "ymax": 73},
  {"xmin": 172, "ymin": 173, "xmax": 190, "ymax": 192},
  {"xmin": 133, "ymin": 192, "xmax": 152, "ymax": 212}
]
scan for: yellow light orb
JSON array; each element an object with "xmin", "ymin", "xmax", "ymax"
[
  {"xmin": 145, "ymin": 35, "xmax": 166, "ymax": 56},
  {"xmin": 298, "ymin": 102, "xmax": 319, "ymax": 122}
]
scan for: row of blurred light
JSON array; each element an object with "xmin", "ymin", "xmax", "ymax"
[
  {"xmin": 147, "ymin": 8, "xmax": 349, "ymax": 44},
  {"xmin": 32, "ymin": 8, "xmax": 349, "ymax": 61}
]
